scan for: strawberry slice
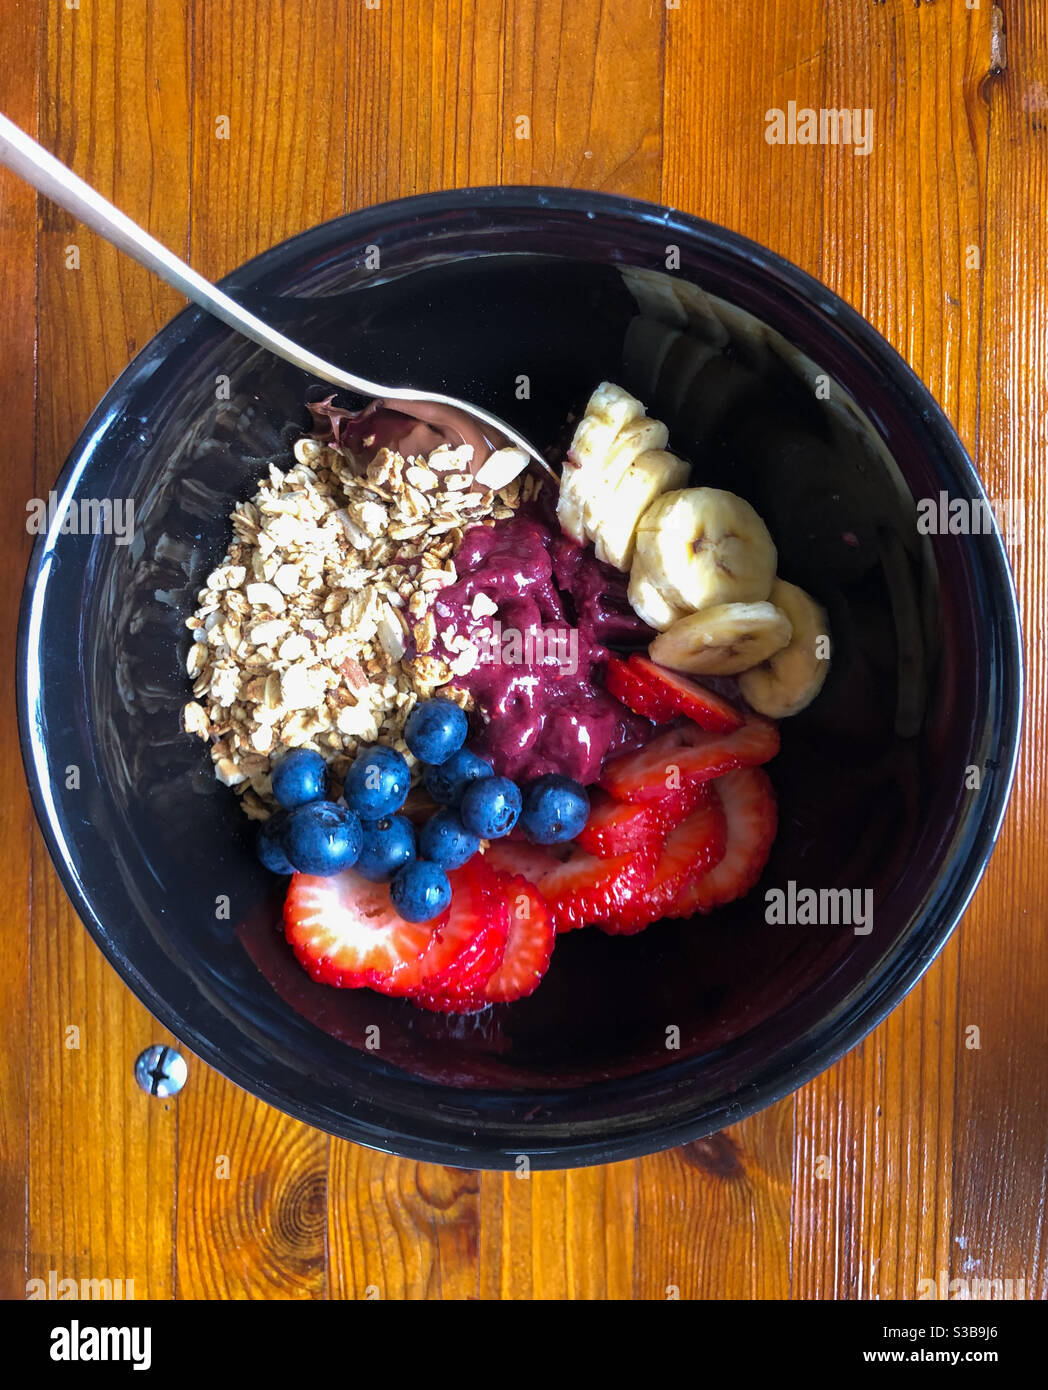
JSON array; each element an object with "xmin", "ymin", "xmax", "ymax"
[
  {"xmin": 420, "ymin": 856, "xmax": 509, "ymax": 996},
  {"xmin": 412, "ymin": 873, "xmax": 555, "ymax": 1012},
  {"xmin": 600, "ymin": 714, "xmax": 780, "ymax": 803},
  {"xmin": 602, "ymin": 787, "xmax": 728, "ymax": 934},
  {"xmin": 575, "ymin": 790, "xmax": 665, "ymax": 858},
  {"xmin": 677, "ymin": 767, "xmax": 777, "ymax": 914},
  {"xmin": 283, "ymin": 870, "xmax": 441, "ymax": 991},
  {"xmin": 577, "ymin": 779, "xmax": 714, "ymax": 858},
  {"xmin": 282, "ymin": 857, "xmax": 506, "ymax": 998},
  {"xmin": 482, "ymin": 874, "xmax": 555, "ymax": 1003},
  {"xmin": 626, "ymin": 655, "xmax": 744, "ymax": 734},
  {"xmin": 605, "ymin": 655, "xmax": 677, "ymax": 724},
  {"xmin": 484, "ymin": 838, "xmax": 657, "ymax": 933}
]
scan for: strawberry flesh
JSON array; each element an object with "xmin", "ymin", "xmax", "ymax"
[
  {"xmin": 601, "ymin": 786, "xmax": 727, "ymax": 934},
  {"xmin": 678, "ymin": 766, "xmax": 777, "ymax": 914},
  {"xmin": 626, "ymin": 655, "xmax": 744, "ymax": 734},
  {"xmin": 575, "ymin": 790, "xmax": 664, "ymax": 858},
  {"xmin": 605, "ymin": 655, "xmax": 677, "ymax": 724},
  {"xmin": 600, "ymin": 714, "xmax": 780, "ymax": 803},
  {"xmin": 484, "ymin": 838, "xmax": 657, "ymax": 933},
  {"xmin": 282, "ymin": 857, "xmax": 506, "ymax": 999}
]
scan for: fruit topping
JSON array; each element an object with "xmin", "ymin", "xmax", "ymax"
[
  {"xmin": 342, "ymin": 744, "xmax": 411, "ymax": 820},
  {"xmin": 423, "ymin": 747, "xmax": 494, "ymax": 806},
  {"xmin": 281, "ymin": 801, "xmax": 363, "ymax": 876},
  {"xmin": 459, "ymin": 775, "xmax": 523, "ymax": 839},
  {"xmin": 679, "ymin": 767, "xmax": 778, "ymax": 914},
  {"xmin": 606, "ymin": 653, "xmax": 745, "ymax": 733},
  {"xmin": 648, "ymin": 601, "xmax": 792, "ymax": 676},
  {"xmin": 271, "ymin": 748, "xmax": 329, "ymax": 809},
  {"xmin": 483, "ymin": 837, "xmax": 657, "ymax": 933},
  {"xmin": 418, "ymin": 807, "xmax": 481, "ymax": 870},
  {"xmin": 601, "ymin": 787, "xmax": 727, "ymax": 934},
  {"xmin": 283, "ymin": 856, "xmax": 508, "ymax": 997},
  {"xmin": 600, "ymin": 714, "xmax": 780, "ymax": 803},
  {"xmin": 390, "ymin": 859, "xmax": 453, "ymax": 923},
  {"xmin": 574, "ymin": 791, "xmax": 665, "ymax": 859},
  {"xmin": 630, "ymin": 486, "xmax": 777, "ymax": 623},
  {"xmin": 519, "ymin": 774, "xmax": 590, "ymax": 845},
  {"xmin": 354, "ymin": 814, "xmax": 417, "ymax": 882},
  {"xmin": 736, "ymin": 579, "xmax": 832, "ymax": 718},
  {"xmin": 403, "ymin": 696, "xmax": 469, "ymax": 766}
]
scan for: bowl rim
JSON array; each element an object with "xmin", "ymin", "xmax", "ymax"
[{"xmin": 17, "ymin": 185, "xmax": 1025, "ymax": 1169}]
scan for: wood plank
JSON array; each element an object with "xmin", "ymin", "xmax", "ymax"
[
  {"xmin": 175, "ymin": 1087, "xmax": 327, "ymax": 1299},
  {"xmin": 27, "ymin": 0, "xmax": 192, "ymax": 1303},
  {"xmin": 176, "ymin": 0, "xmax": 353, "ymax": 1300},
  {"xmin": 0, "ymin": 0, "xmax": 39, "ymax": 1304},
  {"xmin": 328, "ymin": 1144, "xmax": 479, "ymax": 1300},
  {"xmin": 790, "ymin": 0, "xmax": 993, "ymax": 1299},
  {"xmin": 952, "ymin": 0, "xmax": 1048, "ymax": 1300},
  {"xmin": 473, "ymin": 0, "xmax": 666, "ymax": 1298},
  {"xmin": 478, "ymin": 1164, "xmax": 636, "ymax": 1300}
]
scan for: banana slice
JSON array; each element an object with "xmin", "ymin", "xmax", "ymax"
[
  {"xmin": 632, "ymin": 486, "xmax": 777, "ymax": 612},
  {"xmin": 627, "ymin": 555, "xmax": 691, "ymax": 631},
  {"xmin": 649, "ymin": 601, "xmax": 792, "ymax": 675},
  {"xmin": 591, "ymin": 448, "xmax": 687, "ymax": 570},
  {"xmin": 737, "ymin": 579, "xmax": 832, "ymax": 717},
  {"xmin": 558, "ymin": 383, "xmax": 645, "ymax": 543},
  {"xmin": 577, "ymin": 415, "xmax": 668, "ymax": 555}
]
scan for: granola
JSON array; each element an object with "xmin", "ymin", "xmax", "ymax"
[{"xmin": 181, "ymin": 434, "xmax": 521, "ymax": 819}]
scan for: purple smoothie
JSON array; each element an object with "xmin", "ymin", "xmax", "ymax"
[{"xmin": 432, "ymin": 510, "xmax": 654, "ymax": 784}]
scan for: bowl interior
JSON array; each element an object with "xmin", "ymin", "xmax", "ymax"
[{"xmin": 20, "ymin": 193, "xmax": 1020, "ymax": 1166}]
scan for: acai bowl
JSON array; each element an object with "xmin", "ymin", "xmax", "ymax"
[{"xmin": 18, "ymin": 188, "xmax": 1022, "ymax": 1168}]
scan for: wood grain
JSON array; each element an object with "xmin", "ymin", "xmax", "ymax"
[
  {"xmin": 3, "ymin": 0, "xmax": 1046, "ymax": 1301},
  {"xmin": 0, "ymin": 0, "xmax": 38, "ymax": 1304},
  {"xmin": 25, "ymin": 0, "xmax": 193, "ymax": 1303}
]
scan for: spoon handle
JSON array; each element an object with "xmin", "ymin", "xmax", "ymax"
[{"xmin": 0, "ymin": 112, "xmax": 549, "ymax": 472}]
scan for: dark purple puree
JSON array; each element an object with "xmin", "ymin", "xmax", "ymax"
[
  {"xmin": 308, "ymin": 395, "xmax": 655, "ymax": 785},
  {"xmin": 432, "ymin": 497, "xmax": 654, "ymax": 784}
]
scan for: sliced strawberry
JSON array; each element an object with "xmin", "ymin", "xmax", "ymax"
[
  {"xmin": 420, "ymin": 856, "xmax": 509, "ymax": 996},
  {"xmin": 600, "ymin": 714, "xmax": 780, "ymax": 803},
  {"xmin": 626, "ymin": 655, "xmax": 744, "ymax": 734},
  {"xmin": 283, "ymin": 869, "xmax": 439, "ymax": 992},
  {"xmin": 602, "ymin": 788, "xmax": 728, "ymax": 934},
  {"xmin": 605, "ymin": 655, "xmax": 677, "ymax": 724},
  {"xmin": 411, "ymin": 872, "xmax": 555, "ymax": 1011},
  {"xmin": 282, "ymin": 858, "xmax": 505, "ymax": 999},
  {"xmin": 577, "ymin": 778, "xmax": 716, "ymax": 858},
  {"xmin": 677, "ymin": 767, "xmax": 777, "ymax": 914},
  {"xmin": 484, "ymin": 838, "xmax": 657, "ymax": 933},
  {"xmin": 483, "ymin": 875, "xmax": 555, "ymax": 1002},
  {"xmin": 575, "ymin": 790, "xmax": 665, "ymax": 858}
]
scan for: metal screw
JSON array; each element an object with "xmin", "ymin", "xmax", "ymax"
[{"xmin": 134, "ymin": 1045, "xmax": 187, "ymax": 1097}]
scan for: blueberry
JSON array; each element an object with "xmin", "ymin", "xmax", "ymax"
[
  {"xmin": 423, "ymin": 748, "xmax": 493, "ymax": 806},
  {"xmin": 282, "ymin": 801, "xmax": 363, "ymax": 876},
  {"xmin": 257, "ymin": 810, "xmax": 294, "ymax": 874},
  {"xmin": 459, "ymin": 776, "xmax": 522, "ymax": 839},
  {"xmin": 404, "ymin": 697, "xmax": 469, "ymax": 765},
  {"xmin": 520, "ymin": 774, "xmax": 590, "ymax": 844},
  {"xmin": 390, "ymin": 860, "xmax": 452, "ymax": 923},
  {"xmin": 419, "ymin": 807, "xmax": 480, "ymax": 869},
  {"xmin": 355, "ymin": 815, "xmax": 417, "ymax": 882},
  {"xmin": 271, "ymin": 748, "xmax": 328, "ymax": 809},
  {"xmin": 342, "ymin": 744, "xmax": 411, "ymax": 819}
]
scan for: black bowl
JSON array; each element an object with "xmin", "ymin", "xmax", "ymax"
[{"xmin": 18, "ymin": 188, "xmax": 1022, "ymax": 1169}]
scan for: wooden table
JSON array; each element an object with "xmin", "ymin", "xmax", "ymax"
[{"xmin": 1, "ymin": 0, "xmax": 1043, "ymax": 1301}]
